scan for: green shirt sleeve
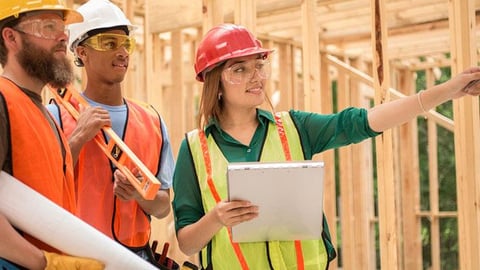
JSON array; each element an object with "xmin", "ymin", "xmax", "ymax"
[
  {"xmin": 172, "ymin": 138, "xmax": 205, "ymax": 231},
  {"xmin": 289, "ymin": 107, "xmax": 380, "ymax": 159}
]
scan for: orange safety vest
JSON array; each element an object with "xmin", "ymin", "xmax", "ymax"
[
  {"xmin": 0, "ymin": 77, "xmax": 76, "ymax": 252},
  {"xmin": 56, "ymin": 98, "xmax": 163, "ymax": 248}
]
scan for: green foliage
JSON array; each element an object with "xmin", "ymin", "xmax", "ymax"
[{"xmin": 440, "ymin": 218, "xmax": 459, "ymax": 269}]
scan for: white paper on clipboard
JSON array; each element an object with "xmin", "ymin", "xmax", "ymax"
[{"xmin": 227, "ymin": 160, "xmax": 324, "ymax": 243}]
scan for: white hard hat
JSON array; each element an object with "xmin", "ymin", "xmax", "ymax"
[{"xmin": 68, "ymin": 0, "xmax": 135, "ymax": 52}]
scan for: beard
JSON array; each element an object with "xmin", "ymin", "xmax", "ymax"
[{"xmin": 16, "ymin": 36, "xmax": 73, "ymax": 88}]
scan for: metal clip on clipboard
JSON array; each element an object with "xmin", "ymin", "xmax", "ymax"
[{"xmin": 48, "ymin": 85, "xmax": 161, "ymax": 200}]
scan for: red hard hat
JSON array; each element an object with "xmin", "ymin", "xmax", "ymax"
[{"xmin": 194, "ymin": 23, "xmax": 273, "ymax": 82}]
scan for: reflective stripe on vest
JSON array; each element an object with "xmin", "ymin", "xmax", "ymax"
[
  {"xmin": 60, "ymin": 99, "xmax": 162, "ymax": 248},
  {"xmin": 0, "ymin": 77, "xmax": 76, "ymax": 252},
  {"xmin": 187, "ymin": 111, "xmax": 328, "ymax": 269}
]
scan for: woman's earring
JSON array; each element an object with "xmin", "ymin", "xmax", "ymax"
[{"xmin": 218, "ymin": 93, "xmax": 223, "ymax": 100}]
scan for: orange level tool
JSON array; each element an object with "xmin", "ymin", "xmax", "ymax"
[{"xmin": 48, "ymin": 85, "xmax": 161, "ymax": 200}]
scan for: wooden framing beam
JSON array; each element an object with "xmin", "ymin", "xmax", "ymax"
[
  {"xmin": 449, "ymin": 1, "xmax": 480, "ymax": 269},
  {"xmin": 169, "ymin": 30, "xmax": 185, "ymax": 155},
  {"xmin": 234, "ymin": 0, "xmax": 256, "ymax": 31},
  {"xmin": 202, "ymin": 0, "xmax": 224, "ymax": 35},
  {"xmin": 337, "ymin": 57, "xmax": 355, "ymax": 270},
  {"xmin": 319, "ymin": 51, "xmax": 338, "ymax": 270},
  {"xmin": 370, "ymin": 1, "xmax": 400, "ymax": 269},
  {"xmin": 396, "ymin": 68, "xmax": 422, "ymax": 269},
  {"xmin": 300, "ymin": 0, "xmax": 321, "ymax": 112}
]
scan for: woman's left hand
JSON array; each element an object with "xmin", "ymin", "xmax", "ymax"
[{"xmin": 445, "ymin": 66, "xmax": 480, "ymax": 99}]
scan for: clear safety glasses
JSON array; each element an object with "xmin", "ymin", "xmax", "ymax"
[
  {"xmin": 83, "ymin": 33, "xmax": 136, "ymax": 55},
  {"xmin": 222, "ymin": 59, "xmax": 271, "ymax": 85},
  {"xmin": 14, "ymin": 19, "xmax": 68, "ymax": 40}
]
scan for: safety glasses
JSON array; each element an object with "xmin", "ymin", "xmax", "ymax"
[
  {"xmin": 82, "ymin": 33, "xmax": 136, "ymax": 54},
  {"xmin": 14, "ymin": 18, "xmax": 68, "ymax": 40},
  {"xmin": 222, "ymin": 59, "xmax": 271, "ymax": 85}
]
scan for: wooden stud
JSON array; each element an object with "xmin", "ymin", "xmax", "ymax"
[
  {"xmin": 397, "ymin": 68, "xmax": 422, "ymax": 270},
  {"xmin": 448, "ymin": 1, "xmax": 480, "ymax": 269},
  {"xmin": 277, "ymin": 43, "xmax": 294, "ymax": 111},
  {"xmin": 319, "ymin": 50, "xmax": 337, "ymax": 270},
  {"xmin": 202, "ymin": 0, "xmax": 224, "ymax": 34},
  {"xmin": 300, "ymin": 0, "xmax": 321, "ymax": 112},
  {"xmin": 337, "ymin": 56, "xmax": 355, "ymax": 270},
  {"xmin": 234, "ymin": 0, "xmax": 256, "ymax": 31},
  {"xmin": 370, "ymin": 1, "xmax": 400, "ymax": 269},
  {"xmin": 169, "ymin": 30, "xmax": 185, "ymax": 155},
  {"xmin": 350, "ymin": 58, "xmax": 376, "ymax": 270}
]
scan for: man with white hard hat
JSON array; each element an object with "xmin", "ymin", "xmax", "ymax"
[
  {"xmin": 0, "ymin": 0, "xmax": 104, "ymax": 269},
  {"xmin": 47, "ymin": 0, "xmax": 175, "ymax": 265}
]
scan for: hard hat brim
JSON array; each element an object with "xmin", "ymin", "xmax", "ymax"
[
  {"xmin": 63, "ymin": 9, "xmax": 83, "ymax": 24},
  {"xmin": 0, "ymin": 6, "xmax": 83, "ymax": 25}
]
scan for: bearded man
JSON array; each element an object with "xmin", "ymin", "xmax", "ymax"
[{"xmin": 0, "ymin": 1, "xmax": 103, "ymax": 269}]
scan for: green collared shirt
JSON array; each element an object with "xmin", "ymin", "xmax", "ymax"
[{"xmin": 172, "ymin": 107, "xmax": 380, "ymax": 231}]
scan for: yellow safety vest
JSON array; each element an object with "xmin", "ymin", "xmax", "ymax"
[{"xmin": 187, "ymin": 111, "xmax": 329, "ymax": 270}]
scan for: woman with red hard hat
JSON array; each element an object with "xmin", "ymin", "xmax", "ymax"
[
  {"xmin": 194, "ymin": 23, "xmax": 271, "ymax": 82},
  {"xmin": 172, "ymin": 23, "xmax": 480, "ymax": 269}
]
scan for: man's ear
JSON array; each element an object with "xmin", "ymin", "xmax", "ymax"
[
  {"xmin": 6, "ymin": 32, "xmax": 15, "ymax": 42},
  {"xmin": 74, "ymin": 46, "xmax": 89, "ymax": 63},
  {"xmin": 76, "ymin": 46, "xmax": 87, "ymax": 57},
  {"xmin": 2, "ymin": 27, "xmax": 20, "ymax": 50},
  {"xmin": 73, "ymin": 46, "xmax": 87, "ymax": 67},
  {"xmin": 2, "ymin": 28, "xmax": 16, "ymax": 43}
]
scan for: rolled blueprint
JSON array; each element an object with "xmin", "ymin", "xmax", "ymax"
[{"xmin": 0, "ymin": 171, "xmax": 156, "ymax": 270}]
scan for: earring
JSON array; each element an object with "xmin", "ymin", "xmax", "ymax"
[{"xmin": 218, "ymin": 93, "xmax": 223, "ymax": 100}]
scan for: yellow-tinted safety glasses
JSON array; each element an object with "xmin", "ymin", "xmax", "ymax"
[{"xmin": 83, "ymin": 33, "xmax": 136, "ymax": 54}]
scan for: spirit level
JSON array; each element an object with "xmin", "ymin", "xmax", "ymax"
[{"xmin": 48, "ymin": 85, "xmax": 161, "ymax": 200}]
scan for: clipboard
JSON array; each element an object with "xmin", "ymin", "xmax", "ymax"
[{"xmin": 227, "ymin": 160, "xmax": 324, "ymax": 243}]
